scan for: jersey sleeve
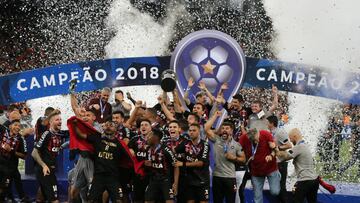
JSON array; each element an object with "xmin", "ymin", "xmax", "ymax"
[
  {"xmin": 164, "ymin": 146, "xmax": 177, "ymax": 166},
  {"xmin": 17, "ymin": 137, "xmax": 27, "ymax": 155},
  {"xmin": 35, "ymin": 131, "xmax": 50, "ymax": 150},
  {"xmin": 199, "ymin": 142, "xmax": 210, "ymax": 165},
  {"xmin": 235, "ymin": 142, "xmax": 243, "ymax": 157}
]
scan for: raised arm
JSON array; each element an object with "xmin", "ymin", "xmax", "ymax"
[
  {"xmin": 198, "ymin": 80, "xmax": 215, "ymax": 105},
  {"xmin": 269, "ymin": 85, "xmax": 279, "ymax": 113},
  {"xmin": 122, "ymin": 100, "xmax": 132, "ymax": 112},
  {"xmin": 172, "ymin": 89, "xmax": 185, "ymax": 113},
  {"xmin": 158, "ymin": 96, "xmax": 176, "ymax": 121},
  {"xmin": 217, "ymin": 83, "xmax": 228, "ymax": 98},
  {"xmin": 126, "ymin": 92, "xmax": 137, "ymax": 105},
  {"xmin": 204, "ymin": 110, "xmax": 222, "ymax": 141},
  {"xmin": 183, "ymin": 77, "xmax": 195, "ymax": 106},
  {"xmin": 70, "ymin": 93, "xmax": 82, "ymax": 117},
  {"xmin": 125, "ymin": 100, "xmax": 142, "ymax": 128}
]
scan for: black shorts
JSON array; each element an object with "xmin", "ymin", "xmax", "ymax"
[
  {"xmin": 119, "ymin": 168, "xmax": 132, "ymax": 194},
  {"xmin": 145, "ymin": 177, "xmax": 174, "ymax": 201},
  {"xmin": 35, "ymin": 165, "xmax": 58, "ymax": 201},
  {"xmin": 132, "ymin": 175, "xmax": 149, "ymax": 201},
  {"xmin": 185, "ymin": 184, "xmax": 210, "ymax": 201},
  {"xmin": 88, "ymin": 174, "xmax": 124, "ymax": 202},
  {"xmin": 0, "ymin": 167, "xmax": 12, "ymax": 188}
]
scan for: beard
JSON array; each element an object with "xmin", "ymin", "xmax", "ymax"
[{"xmin": 221, "ymin": 132, "xmax": 229, "ymax": 140}]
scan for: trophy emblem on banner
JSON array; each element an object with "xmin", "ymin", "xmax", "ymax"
[{"xmin": 170, "ymin": 30, "xmax": 247, "ymax": 125}]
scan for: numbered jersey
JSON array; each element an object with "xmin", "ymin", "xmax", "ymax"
[
  {"xmin": 87, "ymin": 134, "xmax": 125, "ymax": 177},
  {"xmin": 175, "ymin": 139, "xmax": 210, "ymax": 186}
]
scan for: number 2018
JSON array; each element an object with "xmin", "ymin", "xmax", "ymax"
[{"xmin": 115, "ymin": 67, "xmax": 159, "ymax": 80}]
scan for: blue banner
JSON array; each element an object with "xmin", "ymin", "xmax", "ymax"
[{"xmin": 0, "ymin": 56, "xmax": 359, "ymax": 105}]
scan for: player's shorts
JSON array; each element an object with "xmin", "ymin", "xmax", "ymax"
[
  {"xmin": 0, "ymin": 167, "xmax": 11, "ymax": 188},
  {"xmin": 71, "ymin": 156, "xmax": 94, "ymax": 189},
  {"xmin": 132, "ymin": 175, "xmax": 149, "ymax": 201},
  {"xmin": 87, "ymin": 174, "xmax": 124, "ymax": 202},
  {"xmin": 145, "ymin": 177, "xmax": 174, "ymax": 201},
  {"xmin": 35, "ymin": 165, "xmax": 58, "ymax": 201},
  {"xmin": 185, "ymin": 184, "xmax": 210, "ymax": 201}
]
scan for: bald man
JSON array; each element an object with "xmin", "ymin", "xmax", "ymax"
[
  {"xmin": 275, "ymin": 128, "xmax": 319, "ymax": 203},
  {"xmin": 88, "ymin": 88, "xmax": 112, "ymax": 123}
]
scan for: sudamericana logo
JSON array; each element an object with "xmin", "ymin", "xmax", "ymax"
[{"xmin": 170, "ymin": 30, "xmax": 246, "ymax": 103}]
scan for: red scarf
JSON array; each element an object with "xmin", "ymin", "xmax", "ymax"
[{"xmin": 67, "ymin": 116, "xmax": 145, "ymax": 176}]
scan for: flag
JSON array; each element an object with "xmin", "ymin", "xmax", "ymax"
[{"xmin": 67, "ymin": 116, "xmax": 145, "ymax": 176}]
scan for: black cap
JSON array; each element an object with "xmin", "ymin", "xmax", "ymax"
[{"xmin": 232, "ymin": 94, "xmax": 244, "ymax": 102}]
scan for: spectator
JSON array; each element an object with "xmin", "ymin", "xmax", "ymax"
[{"xmin": 338, "ymin": 119, "xmax": 360, "ymax": 177}]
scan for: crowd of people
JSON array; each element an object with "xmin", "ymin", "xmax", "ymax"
[
  {"xmin": 0, "ymin": 76, "xmax": 334, "ymax": 203},
  {"xmin": 317, "ymin": 104, "xmax": 360, "ymax": 178}
]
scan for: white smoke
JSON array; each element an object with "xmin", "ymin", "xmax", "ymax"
[
  {"xmin": 105, "ymin": 0, "xmax": 175, "ymax": 58},
  {"xmin": 28, "ymin": 0, "xmax": 184, "ymax": 125},
  {"xmin": 104, "ymin": 0, "xmax": 185, "ymax": 106},
  {"xmin": 264, "ymin": 0, "xmax": 360, "ymax": 151}
]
